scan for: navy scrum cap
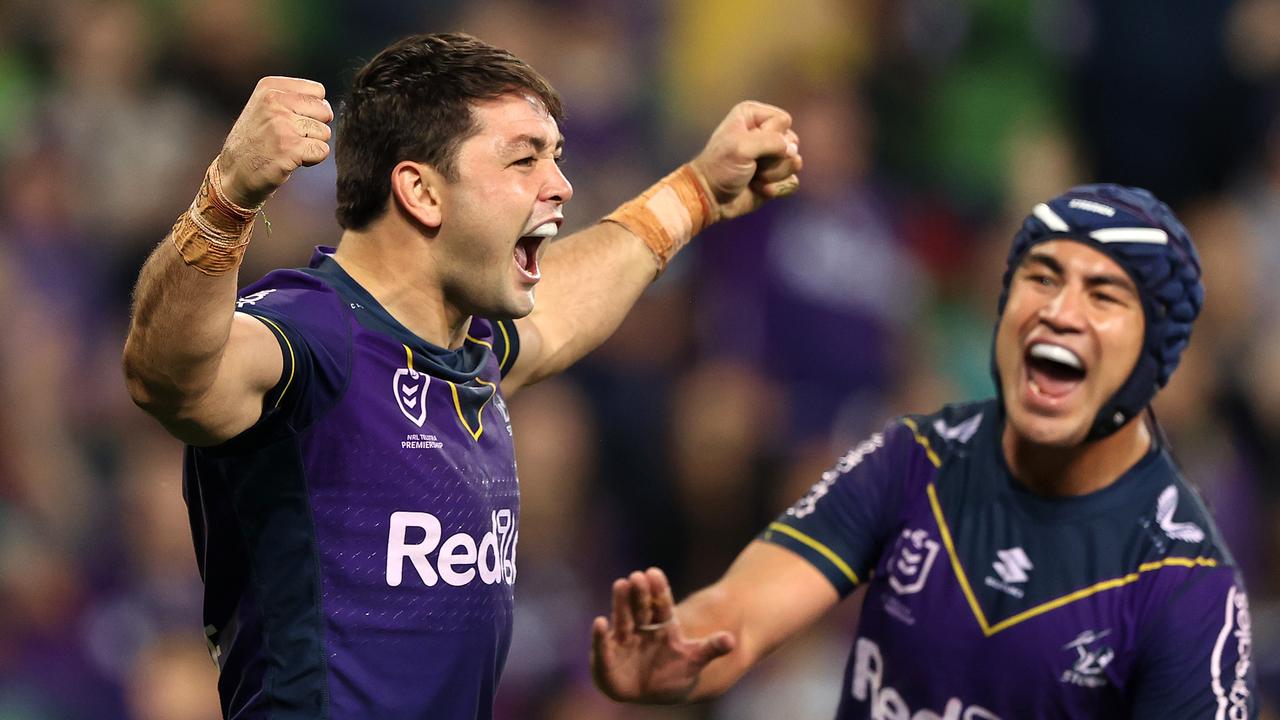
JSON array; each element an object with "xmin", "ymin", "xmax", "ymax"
[{"xmin": 994, "ymin": 183, "xmax": 1204, "ymax": 441}]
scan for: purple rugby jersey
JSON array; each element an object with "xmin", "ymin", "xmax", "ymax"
[
  {"xmin": 185, "ymin": 248, "xmax": 522, "ymax": 719},
  {"xmin": 763, "ymin": 400, "xmax": 1256, "ymax": 720}
]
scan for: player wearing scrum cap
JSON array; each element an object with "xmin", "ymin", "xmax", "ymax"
[
  {"xmin": 592, "ymin": 185, "xmax": 1257, "ymax": 719},
  {"xmin": 121, "ymin": 32, "xmax": 801, "ymax": 720}
]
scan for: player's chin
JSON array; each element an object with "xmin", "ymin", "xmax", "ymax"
[
  {"xmin": 500, "ymin": 288, "xmax": 536, "ymax": 320},
  {"xmin": 1007, "ymin": 407, "xmax": 1089, "ymax": 448}
]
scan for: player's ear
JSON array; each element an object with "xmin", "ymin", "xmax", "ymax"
[{"xmin": 391, "ymin": 160, "xmax": 444, "ymax": 229}]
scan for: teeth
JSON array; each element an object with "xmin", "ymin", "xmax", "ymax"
[
  {"xmin": 524, "ymin": 222, "xmax": 559, "ymax": 239},
  {"xmin": 1028, "ymin": 343, "xmax": 1083, "ymax": 370}
]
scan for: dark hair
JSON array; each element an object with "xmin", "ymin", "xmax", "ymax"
[{"xmin": 334, "ymin": 32, "xmax": 564, "ymax": 230}]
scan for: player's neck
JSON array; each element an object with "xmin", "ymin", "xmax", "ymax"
[
  {"xmin": 333, "ymin": 226, "xmax": 471, "ymax": 351},
  {"xmin": 1002, "ymin": 415, "xmax": 1152, "ymax": 497}
]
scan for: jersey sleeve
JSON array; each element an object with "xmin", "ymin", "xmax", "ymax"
[
  {"xmin": 222, "ymin": 281, "xmax": 352, "ymax": 449},
  {"xmin": 760, "ymin": 420, "xmax": 917, "ymax": 597},
  {"xmin": 1129, "ymin": 569, "xmax": 1257, "ymax": 720}
]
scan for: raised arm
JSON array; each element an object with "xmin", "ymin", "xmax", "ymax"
[
  {"xmin": 501, "ymin": 101, "xmax": 801, "ymax": 394},
  {"xmin": 122, "ymin": 77, "xmax": 333, "ymax": 446},
  {"xmin": 590, "ymin": 541, "xmax": 839, "ymax": 704}
]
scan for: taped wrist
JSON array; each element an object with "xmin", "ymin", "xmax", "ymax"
[
  {"xmin": 602, "ymin": 164, "xmax": 716, "ymax": 274},
  {"xmin": 171, "ymin": 159, "xmax": 259, "ymax": 276}
]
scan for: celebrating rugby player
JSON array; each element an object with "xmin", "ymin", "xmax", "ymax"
[
  {"xmin": 122, "ymin": 32, "xmax": 800, "ymax": 719},
  {"xmin": 592, "ymin": 186, "xmax": 1257, "ymax": 719}
]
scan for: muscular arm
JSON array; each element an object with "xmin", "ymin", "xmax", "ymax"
[
  {"xmin": 123, "ymin": 241, "xmax": 282, "ymax": 446},
  {"xmin": 502, "ymin": 101, "xmax": 801, "ymax": 394},
  {"xmin": 122, "ymin": 77, "xmax": 332, "ymax": 446},
  {"xmin": 591, "ymin": 541, "xmax": 839, "ymax": 704},
  {"xmin": 503, "ymin": 220, "xmax": 657, "ymax": 390}
]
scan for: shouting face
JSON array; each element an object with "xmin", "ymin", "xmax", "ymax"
[
  {"xmin": 995, "ymin": 240, "xmax": 1145, "ymax": 447},
  {"xmin": 431, "ymin": 92, "xmax": 573, "ymax": 320}
]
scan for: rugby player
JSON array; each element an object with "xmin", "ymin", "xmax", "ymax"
[
  {"xmin": 121, "ymin": 33, "xmax": 801, "ymax": 719},
  {"xmin": 591, "ymin": 185, "xmax": 1258, "ymax": 719}
]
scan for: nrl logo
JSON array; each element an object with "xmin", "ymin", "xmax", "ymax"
[
  {"xmin": 888, "ymin": 528, "xmax": 940, "ymax": 596},
  {"xmin": 393, "ymin": 366, "xmax": 429, "ymax": 427}
]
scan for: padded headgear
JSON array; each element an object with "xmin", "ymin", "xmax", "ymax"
[{"xmin": 994, "ymin": 184, "xmax": 1204, "ymax": 440}]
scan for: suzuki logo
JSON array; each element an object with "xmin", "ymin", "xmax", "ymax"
[{"xmin": 992, "ymin": 547, "xmax": 1033, "ymax": 584}]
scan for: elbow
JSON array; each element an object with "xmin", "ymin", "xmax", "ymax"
[
  {"xmin": 121, "ymin": 337, "xmax": 190, "ymax": 417},
  {"xmin": 121, "ymin": 342, "xmax": 161, "ymax": 414}
]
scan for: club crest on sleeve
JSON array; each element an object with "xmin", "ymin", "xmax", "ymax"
[{"xmin": 394, "ymin": 367, "xmax": 429, "ymax": 427}]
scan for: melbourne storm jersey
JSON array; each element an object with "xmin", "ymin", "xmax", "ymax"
[
  {"xmin": 184, "ymin": 249, "xmax": 522, "ymax": 719},
  {"xmin": 763, "ymin": 400, "xmax": 1256, "ymax": 719}
]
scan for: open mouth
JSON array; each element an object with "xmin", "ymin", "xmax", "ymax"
[
  {"xmin": 1025, "ymin": 342, "xmax": 1086, "ymax": 401},
  {"xmin": 514, "ymin": 221, "xmax": 558, "ymax": 282}
]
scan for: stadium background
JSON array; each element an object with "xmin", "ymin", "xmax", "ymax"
[{"xmin": 1, "ymin": 0, "xmax": 1278, "ymax": 717}]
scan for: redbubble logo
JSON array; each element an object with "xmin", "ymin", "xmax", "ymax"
[
  {"xmin": 851, "ymin": 637, "xmax": 1001, "ymax": 719},
  {"xmin": 386, "ymin": 509, "xmax": 518, "ymax": 587}
]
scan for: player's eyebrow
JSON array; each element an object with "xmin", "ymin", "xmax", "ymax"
[
  {"xmin": 502, "ymin": 134, "xmax": 564, "ymax": 155},
  {"xmin": 1022, "ymin": 251, "xmax": 1137, "ymax": 296}
]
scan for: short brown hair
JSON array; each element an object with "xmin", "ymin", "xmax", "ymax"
[{"xmin": 334, "ymin": 33, "xmax": 564, "ymax": 230}]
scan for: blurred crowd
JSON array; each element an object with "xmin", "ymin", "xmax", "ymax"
[{"xmin": 1, "ymin": 0, "xmax": 1278, "ymax": 718}]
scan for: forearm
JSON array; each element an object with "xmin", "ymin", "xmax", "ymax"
[
  {"xmin": 675, "ymin": 584, "xmax": 757, "ymax": 701},
  {"xmin": 511, "ymin": 162, "xmax": 712, "ymax": 389},
  {"xmin": 122, "ymin": 233, "xmax": 242, "ymax": 414}
]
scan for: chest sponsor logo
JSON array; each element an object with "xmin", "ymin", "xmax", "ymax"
[
  {"xmin": 235, "ymin": 288, "xmax": 278, "ymax": 308},
  {"xmin": 888, "ymin": 528, "xmax": 940, "ymax": 596},
  {"xmin": 386, "ymin": 509, "xmax": 518, "ymax": 588},
  {"xmin": 851, "ymin": 636, "xmax": 1001, "ymax": 719},
  {"xmin": 1061, "ymin": 629, "xmax": 1114, "ymax": 688},
  {"xmin": 985, "ymin": 547, "xmax": 1033, "ymax": 598},
  {"xmin": 1155, "ymin": 485, "xmax": 1205, "ymax": 544},
  {"xmin": 393, "ymin": 366, "xmax": 429, "ymax": 427}
]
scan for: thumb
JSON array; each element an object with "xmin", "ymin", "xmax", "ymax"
[{"xmin": 688, "ymin": 631, "xmax": 736, "ymax": 667}]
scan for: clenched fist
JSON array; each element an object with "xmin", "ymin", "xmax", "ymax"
[
  {"xmin": 215, "ymin": 77, "xmax": 334, "ymax": 210},
  {"xmin": 689, "ymin": 101, "xmax": 802, "ymax": 222}
]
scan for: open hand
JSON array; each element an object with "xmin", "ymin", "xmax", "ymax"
[
  {"xmin": 590, "ymin": 567, "xmax": 736, "ymax": 704},
  {"xmin": 690, "ymin": 101, "xmax": 803, "ymax": 222},
  {"xmin": 215, "ymin": 76, "xmax": 334, "ymax": 210}
]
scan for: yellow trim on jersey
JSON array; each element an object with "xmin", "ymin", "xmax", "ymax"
[
  {"xmin": 767, "ymin": 522, "xmax": 860, "ymax": 585},
  {"xmin": 465, "ymin": 335, "xmax": 494, "ymax": 351},
  {"xmin": 902, "ymin": 417, "xmax": 942, "ymax": 468},
  {"xmin": 448, "ymin": 377, "xmax": 497, "ymax": 441},
  {"xmin": 927, "ymin": 483, "xmax": 989, "ymax": 632},
  {"xmin": 256, "ymin": 316, "xmax": 295, "ymax": 410},
  {"xmin": 496, "ymin": 320, "xmax": 512, "ymax": 371},
  {"xmin": 987, "ymin": 557, "xmax": 1221, "ymax": 635},
  {"xmin": 927, "ymin": 482, "xmax": 1219, "ymax": 636},
  {"xmin": 403, "ymin": 344, "xmax": 414, "ymax": 371}
]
